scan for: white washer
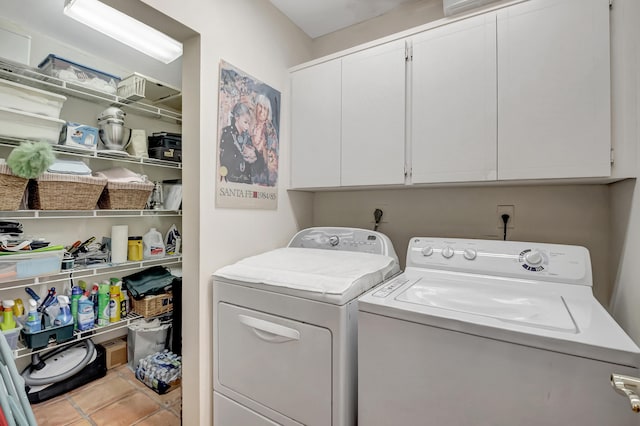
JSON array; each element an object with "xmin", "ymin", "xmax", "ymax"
[
  {"xmin": 358, "ymin": 237, "xmax": 640, "ymax": 426},
  {"xmin": 213, "ymin": 227, "xmax": 399, "ymax": 426}
]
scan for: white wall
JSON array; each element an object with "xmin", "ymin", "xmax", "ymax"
[
  {"xmin": 313, "ymin": 185, "xmax": 613, "ymax": 303},
  {"xmin": 609, "ymin": 0, "xmax": 640, "ymax": 340},
  {"xmin": 140, "ymin": 1, "xmax": 314, "ymax": 424},
  {"xmin": 312, "ymin": 0, "xmax": 444, "ymax": 58}
]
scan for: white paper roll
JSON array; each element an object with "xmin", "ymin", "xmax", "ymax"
[{"xmin": 111, "ymin": 225, "xmax": 129, "ymax": 264}]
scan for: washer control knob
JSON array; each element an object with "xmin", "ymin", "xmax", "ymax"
[
  {"xmin": 329, "ymin": 236, "xmax": 340, "ymax": 247},
  {"xmin": 421, "ymin": 246, "xmax": 434, "ymax": 256},
  {"xmin": 525, "ymin": 250, "xmax": 543, "ymax": 265},
  {"xmin": 441, "ymin": 246, "xmax": 454, "ymax": 259},
  {"xmin": 463, "ymin": 248, "xmax": 477, "ymax": 260}
]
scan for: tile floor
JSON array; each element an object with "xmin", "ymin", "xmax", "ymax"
[{"xmin": 30, "ymin": 364, "xmax": 181, "ymax": 426}]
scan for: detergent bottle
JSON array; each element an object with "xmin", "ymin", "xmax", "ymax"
[
  {"xmin": 77, "ymin": 296, "xmax": 95, "ymax": 331},
  {"xmin": 143, "ymin": 228, "xmax": 165, "ymax": 259},
  {"xmin": 54, "ymin": 295, "xmax": 72, "ymax": 326},
  {"xmin": 25, "ymin": 299, "xmax": 41, "ymax": 333},
  {"xmin": 0, "ymin": 300, "xmax": 16, "ymax": 331}
]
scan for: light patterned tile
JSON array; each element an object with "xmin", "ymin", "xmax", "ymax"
[
  {"xmin": 90, "ymin": 391, "xmax": 160, "ymax": 426},
  {"xmin": 32, "ymin": 398, "xmax": 82, "ymax": 426},
  {"xmin": 133, "ymin": 410, "xmax": 181, "ymax": 426},
  {"xmin": 70, "ymin": 375, "xmax": 136, "ymax": 414},
  {"xmin": 68, "ymin": 419, "xmax": 93, "ymax": 426}
]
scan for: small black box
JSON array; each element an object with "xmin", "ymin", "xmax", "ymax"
[
  {"xmin": 148, "ymin": 132, "xmax": 182, "ymax": 149},
  {"xmin": 148, "ymin": 147, "xmax": 182, "ymax": 163}
]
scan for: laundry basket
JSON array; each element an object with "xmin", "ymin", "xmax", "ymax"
[
  {"xmin": 28, "ymin": 172, "xmax": 107, "ymax": 210},
  {"xmin": 97, "ymin": 180, "xmax": 154, "ymax": 210},
  {"xmin": 0, "ymin": 163, "xmax": 28, "ymax": 210}
]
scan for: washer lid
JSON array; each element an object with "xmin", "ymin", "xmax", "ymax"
[
  {"xmin": 395, "ymin": 275, "xmax": 576, "ymax": 333},
  {"xmin": 214, "ymin": 247, "xmax": 399, "ymax": 297}
]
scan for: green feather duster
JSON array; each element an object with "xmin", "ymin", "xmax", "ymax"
[{"xmin": 7, "ymin": 142, "xmax": 56, "ymax": 179}]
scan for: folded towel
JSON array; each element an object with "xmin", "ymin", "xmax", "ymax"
[
  {"xmin": 47, "ymin": 159, "xmax": 92, "ymax": 175},
  {"xmin": 95, "ymin": 167, "xmax": 147, "ymax": 183}
]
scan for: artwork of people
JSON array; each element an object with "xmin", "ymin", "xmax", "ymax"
[{"xmin": 216, "ymin": 61, "xmax": 281, "ymax": 209}]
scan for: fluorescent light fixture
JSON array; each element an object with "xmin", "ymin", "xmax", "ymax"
[{"xmin": 63, "ymin": 0, "xmax": 183, "ymax": 64}]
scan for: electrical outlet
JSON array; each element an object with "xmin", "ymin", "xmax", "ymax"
[{"xmin": 497, "ymin": 205, "xmax": 515, "ymax": 229}]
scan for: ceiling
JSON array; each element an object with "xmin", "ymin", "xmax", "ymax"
[{"xmin": 269, "ymin": 0, "xmax": 418, "ymax": 38}]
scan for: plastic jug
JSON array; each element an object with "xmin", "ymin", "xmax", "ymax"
[
  {"xmin": 54, "ymin": 295, "xmax": 72, "ymax": 326},
  {"xmin": 128, "ymin": 236, "xmax": 143, "ymax": 261},
  {"xmin": 143, "ymin": 228, "xmax": 165, "ymax": 259}
]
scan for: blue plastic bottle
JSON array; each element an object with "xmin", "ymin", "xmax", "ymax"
[
  {"xmin": 77, "ymin": 296, "xmax": 95, "ymax": 331},
  {"xmin": 25, "ymin": 299, "xmax": 41, "ymax": 333},
  {"xmin": 54, "ymin": 295, "xmax": 73, "ymax": 326}
]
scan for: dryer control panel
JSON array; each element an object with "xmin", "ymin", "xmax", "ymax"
[
  {"xmin": 406, "ymin": 237, "xmax": 592, "ymax": 287},
  {"xmin": 288, "ymin": 227, "xmax": 398, "ymax": 261}
]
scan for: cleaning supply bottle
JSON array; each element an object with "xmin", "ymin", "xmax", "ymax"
[
  {"xmin": 54, "ymin": 295, "xmax": 72, "ymax": 326},
  {"xmin": 143, "ymin": 228, "xmax": 165, "ymax": 259},
  {"xmin": 0, "ymin": 300, "xmax": 16, "ymax": 331},
  {"xmin": 12, "ymin": 298, "xmax": 24, "ymax": 317},
  {"xmin": 90, "ymin": 284, "xmax": 99, "ymax": 324},
  {"xmin": 25, "ymin": 299, "xmax": 41, "ymax": 333},
  {"xmin": 109, "ymin": 280, "xmax": 122, "ymax": 323},
  {"xmin": 71, "ymin": 286, "xmax": 83, "ymax": 328},
  {"xmin": 77, "ymin": 296, "xmax": 94, "ymax": 331},
  {"xmin": 98, "ymin": 282, "xmax": 110, "ymax": 326}
]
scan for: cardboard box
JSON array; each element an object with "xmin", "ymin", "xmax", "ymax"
[
  {"xmin": 59, "ymin": 122, "xmax": 99, "ymax": 150},
  {"xmin": 103, "ymin": 338, "xmax": 127, "ymax": 369}
]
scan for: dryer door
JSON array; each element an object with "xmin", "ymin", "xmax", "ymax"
[{"xmin": 217, "ymin": 303, "xmax": 332, "ymax": 426}]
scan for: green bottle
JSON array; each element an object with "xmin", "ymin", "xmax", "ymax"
[{"xmin": 98, "ymin": 282, "xmax": 110, "ymax": 326}]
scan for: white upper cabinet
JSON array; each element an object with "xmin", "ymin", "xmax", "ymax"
[
  {"xmin": 341, "ymin": 39, "xmax": 407, "ymax": 186},
  {"xmin": 290, "ymin": 59, "xmax": 342, "ymax": 189},
  {"xmin": 496, "ymin": 0, "xmax": 611, "ymax": 180},
  {"xmin": 411, "ymin": 13, "xmax": 497, "ymax": 183}
]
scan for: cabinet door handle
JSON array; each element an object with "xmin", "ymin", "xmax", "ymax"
[
  {"xmin": 238, "ymin": 314, "xmax": 300, "ymax": 343},
  {"xmin": 611, "ymin": 373, "xmax": 640, "ymax": 413}
]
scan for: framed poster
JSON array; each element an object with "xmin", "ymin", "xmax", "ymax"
[{"xmin": 216, "ymin": 60, "xmax": 281, "ymax": 209}]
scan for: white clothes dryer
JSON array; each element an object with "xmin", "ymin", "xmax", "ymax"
[
  {"xmin": 213, "ymin": 227, "xmax": 399, "ymax": 426},
  {"xmin": 358, "ymin": 237, "xmax": 640, "ymax": 426}
]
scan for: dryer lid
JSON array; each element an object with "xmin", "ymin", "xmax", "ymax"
[{"xmin": 395, "ymin": 275, "xmax": 576, "ymax": 332}]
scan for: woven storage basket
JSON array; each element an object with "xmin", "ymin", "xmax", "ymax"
[
  {"xmin": 130, "ymin": 292, "xmax": 173, "ymax": 318},
  {"xmin": 29, "ymin": 172, "xmax": 107, "ymax": 210},
  {"xmin": 97, "ymin": 180, "xmax": 154, "ymax": 210},
  {"xmin": 0, "ymin": 163, "xmax": 28, "ymax": 210}
]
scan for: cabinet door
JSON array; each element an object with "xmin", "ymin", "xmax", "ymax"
[
  {"xmin": 341, "ymin": 40, "xmax": 406, "ymax": 186},
  {"xmin": 411, "ymin": 13, "xmax": 497, "ymax": 183},
  {"xmin": 290, "ymin": 59, "xmax": 342, "ymax": 188},
  {"xmin": 497, "ymin": 0, "xmax": 611, "ymax": 180}
]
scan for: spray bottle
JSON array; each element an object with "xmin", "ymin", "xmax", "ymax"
[
  {"xmin": 0, "ymin": 300, "xmax": 16, "ymax": 331},
  {"xmin": 25, "ymin": 299, "xmax": 41, "ymax": 333},
  {"xmin": 54, "ymin": 295, "xmax": 72, "ymax": 326}
]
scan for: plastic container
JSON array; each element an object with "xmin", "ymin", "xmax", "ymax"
[
  {"xmin": 71, "ymin": 286, "xmax": 83, "ymax": 328},
  {"xmin": 77, "ymin": 297, "xmax": 94, "ymax": 331},
  {"xmin": 0, "ymin": 300, "xmax": 16, "ymax": 331},
  {"xmin": 128, "ymin": 237, "xmax": 143, "ymax": 261},
  {"xmin": 143, "ymin": 228, "xmax": 165, "ymax": 259},
  {"xmin": 98, "ymin": 282, "xmax": 110, "ymax": 326},
  {"xmin": 21, "ymin": 322, "xmax": 74, "ymax": 349},
  {"xmin": 0, "ymin": 249, "xmax": 65, "ymax": 283},
  {"xmin": 38, "ymin": 54, "xmax": 121, "ymax": 95},
  {"xmin": 109, "ymin": 283, "xmax": 122, "ymax": 323},
  {"xmin": 0, "ymin": 78, "xmax": 67, "ymax": 118},
  {"xmin": 1, "ymin": 324, "xmax": 22, "ymax": 350},
  {"xmin": 0, "ymin": 105, "xmax": 66, "ymax": 144}
]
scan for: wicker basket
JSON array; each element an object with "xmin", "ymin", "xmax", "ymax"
[
  {"xmin": 28, "ymin": 172, "xmax": 107, "ymax": 210},
  {"xmin": 97, "ymin": 180, "xmax": 154, "ymax": 210},
  {"xmin": 130, "ymin": 292, "xmax": 173, "ymax": 318},
  {"xmin": 0, "ymin": 163, "xmax": 28, "ymax": 210}
]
